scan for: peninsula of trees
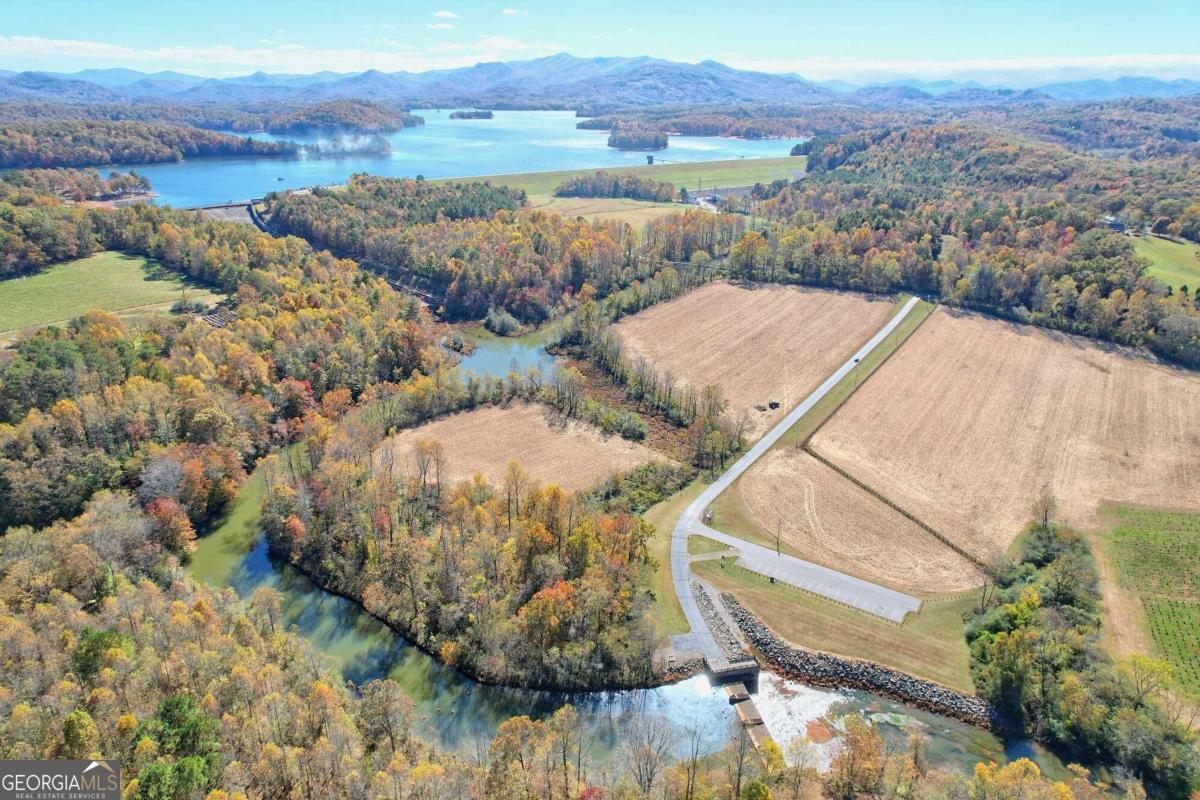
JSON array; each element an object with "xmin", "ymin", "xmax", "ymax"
[
  {"xmin": 0, "ymin": 120, "xmax": 297, "ymax": 168},
  {"xmin": 264, "ymin": 99, "xmax": 424, "ymax": 134},
  {"xmin": 449, "ymin": 109, "xmax": 494, "ymax": 119}
]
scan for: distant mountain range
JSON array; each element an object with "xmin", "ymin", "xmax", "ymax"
[{"xmin": 1, "ymin": 54, "xmax": 1198, "ymax": 108}]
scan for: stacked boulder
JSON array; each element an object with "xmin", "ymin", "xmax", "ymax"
[{"xmin": 720, "ymin": 592, "xmax": 993, "ymax": 727}]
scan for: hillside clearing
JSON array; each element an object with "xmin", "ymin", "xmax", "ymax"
[
  {"xmin": 0, "ymin": 251, "xmax": 219, "ymax": 339},
  {"xmin": 811, "ymin": 308, "xmax": 1200, "ymax": 560},
  {"xmin": 612, "ymin": 283, "xmax": 895, "ymax": 439},
  {"xmin": 1135, "ymin": 235, "xmax": 1200, "ymax": 291},
  {"xmin": 374, "ymin": 402, "xmax": 664, "ymax": 492}
]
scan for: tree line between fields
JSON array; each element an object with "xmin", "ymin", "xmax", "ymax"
[{"xmin": 1, "ymin": 108, "xmax": 1199, "ymax": 795}]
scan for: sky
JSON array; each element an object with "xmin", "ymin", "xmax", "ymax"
[{"xmin": 2, "ymin": 0, "xmax": 1199, "ymax": 85}]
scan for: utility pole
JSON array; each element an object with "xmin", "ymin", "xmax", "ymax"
[{"xmin": 775, "ymin": 511, "xmax": 782, "ymax": 556}]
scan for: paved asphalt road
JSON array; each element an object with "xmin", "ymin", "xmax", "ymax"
[{"xmin": 669, "ymin": 297, "xmax": 923, "ymax": 659}]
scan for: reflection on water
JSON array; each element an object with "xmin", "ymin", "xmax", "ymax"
[
  {"xmin": 116, "ymin": 110, "xmax": 795, "ymax": 207},
  {"xmin": 455, "ymin": 325, "xmax": 559, "ymax": 380}
]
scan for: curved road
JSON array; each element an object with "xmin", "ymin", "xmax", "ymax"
[{"xmin": 670, "ymin": 297, "xmax": 922, "ymax": 663}]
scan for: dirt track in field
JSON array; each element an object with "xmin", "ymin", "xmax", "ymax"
[
  {"xmin": 811, "ymin": 308, "xmax": 1200, "ymax": 560},
  {"xmin": 737, "ymin": 449, "xmax": 982, "ymax": 592},
  {"xmin": 612, "ymin": 282, "xmax": 894, "ymax": 439},
  {"xmin": 375, "ymin": 402, "xmax": 663, "ymax": 491}
]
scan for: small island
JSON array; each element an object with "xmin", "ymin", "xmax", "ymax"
[
  {"xmin": 449, "ymin": 109, "xmax": 494, "ymax": 120},
  {"xmin": 607, "ymin": 125, "xmax": 669, "ymax": 150}
]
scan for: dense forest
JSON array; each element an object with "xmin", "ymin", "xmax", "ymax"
[
  {"xmin": 730, "ymin": 124, "xmax": 1200, "ymax": 366},
  {"xmin": 0, "ymin": 170, "xmax": 114, "ymax": 275},
  {"xmin": 267, "ymin": 176, "xmax": 745, "ymax": 322},
  {"xmin": 262, "ymin": 397, "xmax": 692, "ymax": 687},
  {"xmin": 579, "ymin": 96, "xmax": 1200, "ymax": 158},
  {"xmin": 0, "ymin": 195, "xmax": 436, "ymax": 531},
  {"xmin": 0, "ymin": 120, "xmax": 297, "ymax": 168},
  {"xmin": 264, "ymin": 99, "xmax": 423, "ymax": 134},
  {"xmin": 608, "ymin": 125, "xmax": 670, "ymax": 150},
  {"xmin": 0, "ymin": 99, "xmax": 425, "ymax": 136},
  {"xmin": 556, "ymin": 171, "xmax": 677, "ymax": 202},
  {"xmin": 1, "ymin": 166, "xmax": 149, "ymax": 200},
  {"xmin": 967, "ymin": 508, "xmax": 1198, "ymax": 797}
]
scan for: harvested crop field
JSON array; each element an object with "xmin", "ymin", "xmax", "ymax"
[
  {"xmin": 811, "ymin": 309, "xmax": 1200, "ymax": 560},
  {"xmin": 375, "ymin": 402, "xmax": 663, "ymax": 491},
  {"xmin": 612, "ymin": 283, "xmax": 895, "ymax": 438},
  {"xmin": 736, "ymin": 449, "xmax": 981, "ymax": 592}
]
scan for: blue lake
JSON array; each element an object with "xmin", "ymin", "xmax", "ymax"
[{"xmin": 117, "ymin": 110, "xmax": 797, "ymax": 207}]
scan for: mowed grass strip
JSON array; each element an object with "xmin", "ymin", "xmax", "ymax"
[
  {"xmin": 642, "ymin": 481, "xmax": 704, "ymax": 637},
  {"xmin": 1103, "ymin": 506, "xmax": 1200, "ymax": 693},
  {"xmin": 693, "ymin": 558, "xmax": 976, "ymax": 691},
  {"xmin": 442, "ymin": 156, "xmax": 804, "ymax": 197},
  {"xmin": 1135, "ymin": 236, "xmax": 1200, "ymax": 291},
  {"xmin": 0, "ymin": 251, "xmax": 218, "ymax": 335}
]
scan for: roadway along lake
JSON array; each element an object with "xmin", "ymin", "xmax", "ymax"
[{"xmin": 119, "ymin": 110, "xmax": 796, "ymax": 207}]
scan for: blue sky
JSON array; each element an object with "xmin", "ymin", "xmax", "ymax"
[{"xmin": 2, "ymin": 0, "xmax": 1199, "ymax": 84}]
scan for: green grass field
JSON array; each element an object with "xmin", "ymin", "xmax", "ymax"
[
  {"xmin": 1101, "ymin": 506, "xmax": 1200, "ymax": 694},
  {"xmin": 693, "ymin": 559, "xmax": 976, "ymax": 691},
  {"xmin": 444, "ymin": 156, "xmax": 805, "ymax": 196},
  {"xmin": 1134, "ymin": 236, "xmax": 1200, "ymax": 291},
  {"xmin": 688, "ymin": 535, "xmax": 731, "ymax": 555},
  {"xmin": 0, "ymin": 251, "xmax": 220, "ymax": 337},
  {"xmin": 642, "ymin": 481, "xmax": 703, "ymax": 637}
]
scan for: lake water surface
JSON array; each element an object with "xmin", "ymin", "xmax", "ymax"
[{"xmin": 121, "ymin": 110, "xmax": 796, "ymax": 207}]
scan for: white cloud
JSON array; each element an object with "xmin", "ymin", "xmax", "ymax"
[
  {"xmin": 433, "ymin": 9, "xmax": 460, "ymax": 18},
  {"xmin": 0, "ymin": 34, "xmax": 566, "ymax": 76},
  {"xmin": 427, "ymin": 22, "xmax": 455, "ymax": 30},
  {"xmin": 721, "ymin": 53, "xmax": 1200, "ymax": 84},
  {"xmin": 501, "ymin": 7, "xmax": 522, "ymax": 14}
]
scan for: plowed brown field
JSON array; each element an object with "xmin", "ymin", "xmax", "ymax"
[
  {"xmin": 612, "ymin": 283, "xmax": 894, "ymax": 439},
  {"xmin": 737, "ymin": 449, "xmax": 982, "ymax": 592},
  {"xmin": 811, "ymin": 309, "xmax": 1200, "ymax": 559},
  {"xmin": 375, "ymin": 402, "xmax": 663, "ymax": 491}
]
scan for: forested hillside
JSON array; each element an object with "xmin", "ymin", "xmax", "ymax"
[
  {"xmin": 734, "ymin": 124, "xmax": 1200, "ymax": 366},
  {"xmin": 267, "ymin": 176, "xmax": 745, "ymax": 321},
  {"xmin": 0, "ymin": 120, "xmax": 297, "ymax": 168},
  {"xmin": 264, "ymin": 99, "xmax": 423, "ymax": 134}
]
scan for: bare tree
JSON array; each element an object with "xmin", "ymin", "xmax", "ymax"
[
  {"xmin": 1032, "ymin": 484, "xmax": 1057, "ymax": 530},
  {"xmin": 680, "ymin": 724, "xmax": 704, "ymax": 800},
  {"xmin": 725, "ymin": 720, "xmax": 754, "ymax": 800},
  {"xmin": 619, "ymin": 709, "xmax": 677, "ymax": 798}
]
